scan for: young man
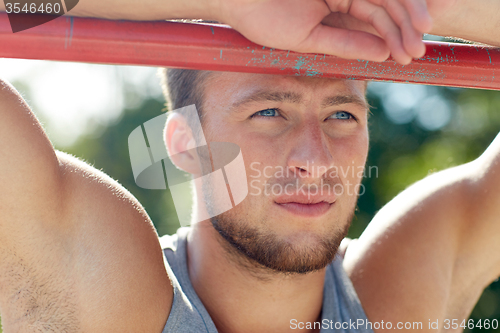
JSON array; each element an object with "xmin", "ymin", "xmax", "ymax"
[{"xmin": 0, "ymin": 0, "xmax": 499, "ymax": 332}]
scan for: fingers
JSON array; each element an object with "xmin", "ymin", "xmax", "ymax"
[
  {"xmin": 349, "ymin": 1, "xmax": 413, "ymax": 64},
  {"xmin": 384, "ymin": 0, "xmax": 426, "ymax": 58},
  {"xmin": 402, "ymin": 0, "xmax": 433, "ymax": 33},
  {"xmin": 352, "ymin": 0, "xmax": 432, "ymax": 64},
  {"xmin": 298, "ymin": 24, "xmax": 391, "ymax": 61},
  {"xmin": 368, "ymin": 0, "xmax": 432, "ymax": 33}
]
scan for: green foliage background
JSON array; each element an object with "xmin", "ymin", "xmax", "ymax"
[{"xmin": 1, "ymin": 72, "xmax": 499, "ymax": 332}]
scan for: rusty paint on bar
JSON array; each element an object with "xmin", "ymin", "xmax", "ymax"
[{"xmin": 0, "ymin": 13, "xmax": 499, "ymax": 90}]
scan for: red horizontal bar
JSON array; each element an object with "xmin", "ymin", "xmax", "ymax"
[{"xmin": 0, "ymin": 12, "xmax": 499, "ymax": 90}]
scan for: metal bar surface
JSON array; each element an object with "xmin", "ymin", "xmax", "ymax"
[{"xmin": 1, "ymin": 13, "xmax": 499, "ymax": 90}]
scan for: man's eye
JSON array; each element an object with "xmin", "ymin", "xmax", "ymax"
[
  {"xmin": 328, "ymin": 111, "xmax": 355, "ymax": 121},
  {"xmin": 252, "ymin": 108, "xmax": 280, "ymax": 117}
]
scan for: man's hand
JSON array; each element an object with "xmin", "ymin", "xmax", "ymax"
[{"xmin": 214, "ymin": 0, "xmax": 451, "ymax": 65}]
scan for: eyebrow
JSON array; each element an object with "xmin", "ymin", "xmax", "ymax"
[
  {"xmin": 321, "ymin": 95, "xmax": 369, "ymax": 110},
  {"xmin": 231, "ymin": 90, "xmax": 368, "ymax": 111},
  {"xmin": 232, "ymin": 91, "xmax": 302, "ymax": 108}
]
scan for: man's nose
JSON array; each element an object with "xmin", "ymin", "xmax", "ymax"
[{"xmin": 286, "ymin": 121, "xmax": 334, "ymax": 179}]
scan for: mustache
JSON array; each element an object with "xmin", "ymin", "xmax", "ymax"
[{"xmin": 261, "ymin": 177, "xmax": 343, "ymax": 192}]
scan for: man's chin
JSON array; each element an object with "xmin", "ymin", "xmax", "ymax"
[{"xmin": 210, "ymin": 214, "xmax": 350, "ymax": 275}]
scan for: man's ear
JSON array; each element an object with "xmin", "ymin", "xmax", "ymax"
[{"xmin": 165, "ymin": 112, "xmax": 202, "ymax": 175}]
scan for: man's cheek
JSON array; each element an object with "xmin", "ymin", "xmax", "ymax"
[
  {"xmin": 249, "ymin": 179, "xmax": 262, "ymax": 196},
  {"xmin": 249, "ymin": 162, "xmax": 262, "ymax": 178}
]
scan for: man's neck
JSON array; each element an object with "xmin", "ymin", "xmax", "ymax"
[{"xmin": 186, "ymin": 221, "xmax": 326, "ymax": 333}]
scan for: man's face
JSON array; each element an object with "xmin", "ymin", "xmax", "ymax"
[{"xmin": 199, "ymin": 72, "xmax": 369, "ymax": 274}]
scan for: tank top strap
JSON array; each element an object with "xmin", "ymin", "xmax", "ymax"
[
  {"xmin": 320, "ymin": 254, "xmax": 374, "ymax": 332},
  {"xmin": 161, "ymin": 228, "xmax": 219, "ymax": 333}
]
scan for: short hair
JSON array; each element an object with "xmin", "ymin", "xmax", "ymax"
[
  {"xmin": 160, "ymin": 68, "xmax": 212, "ymax": 118},
  {"xmin": 160, "ymin": 68, "xmax": 214, "ymax": 145}
]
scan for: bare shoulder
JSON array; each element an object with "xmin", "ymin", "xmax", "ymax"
[
  {"xmin": 343, "ymin": 162, "xmax": 483, "ymax": 328},
  {"xmin": 0, "ymin": 151, "xmax": 173, "ymax": 332}
]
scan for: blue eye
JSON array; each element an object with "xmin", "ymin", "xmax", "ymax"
[
  {"xmin": 253, "ymin": 108, "xmax": 279, "ymax": 117},
  {"xmin": 329, "ymin": 111, "xmax": 354, "ymax": 120}
]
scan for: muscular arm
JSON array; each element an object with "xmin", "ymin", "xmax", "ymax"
[
  {"xmin": 462, "ymin": 133, "xmax": 500, "ymax": 284},
  {"xmin": 0, "ymin": 0, "xmax": 216, "ymax": 20},
  {"xmin": 344, "ymin": 134, "xmax": 500, "ymax": 327},
  {"xmin": 0, "ymin": 81, "xmax": 172, "ymax": 331},
  {"xmin": 0, "ymin": 80, "xmax": 63, "ymax": 247},
  {"xmin": 430, "ymin": 0, "xmax": 500, "ymax": 47}
]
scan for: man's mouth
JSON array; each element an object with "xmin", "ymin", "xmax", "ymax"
[
  {"xmin": 275, "ymin": 202, "xmax": 333, "ymax": 217},
  {"xmin": 274, "ymin": 193, "xmax": 336, "ymax": 217}
]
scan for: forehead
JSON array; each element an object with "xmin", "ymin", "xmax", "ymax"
[{"xmin": 202, "ymin": 72, "xmax": 367, "ymax": 110}]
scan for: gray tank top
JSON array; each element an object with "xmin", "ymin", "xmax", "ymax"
[{"xmin": 160, "ymin": 228, "xmax": 374, "ymax": 333}]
